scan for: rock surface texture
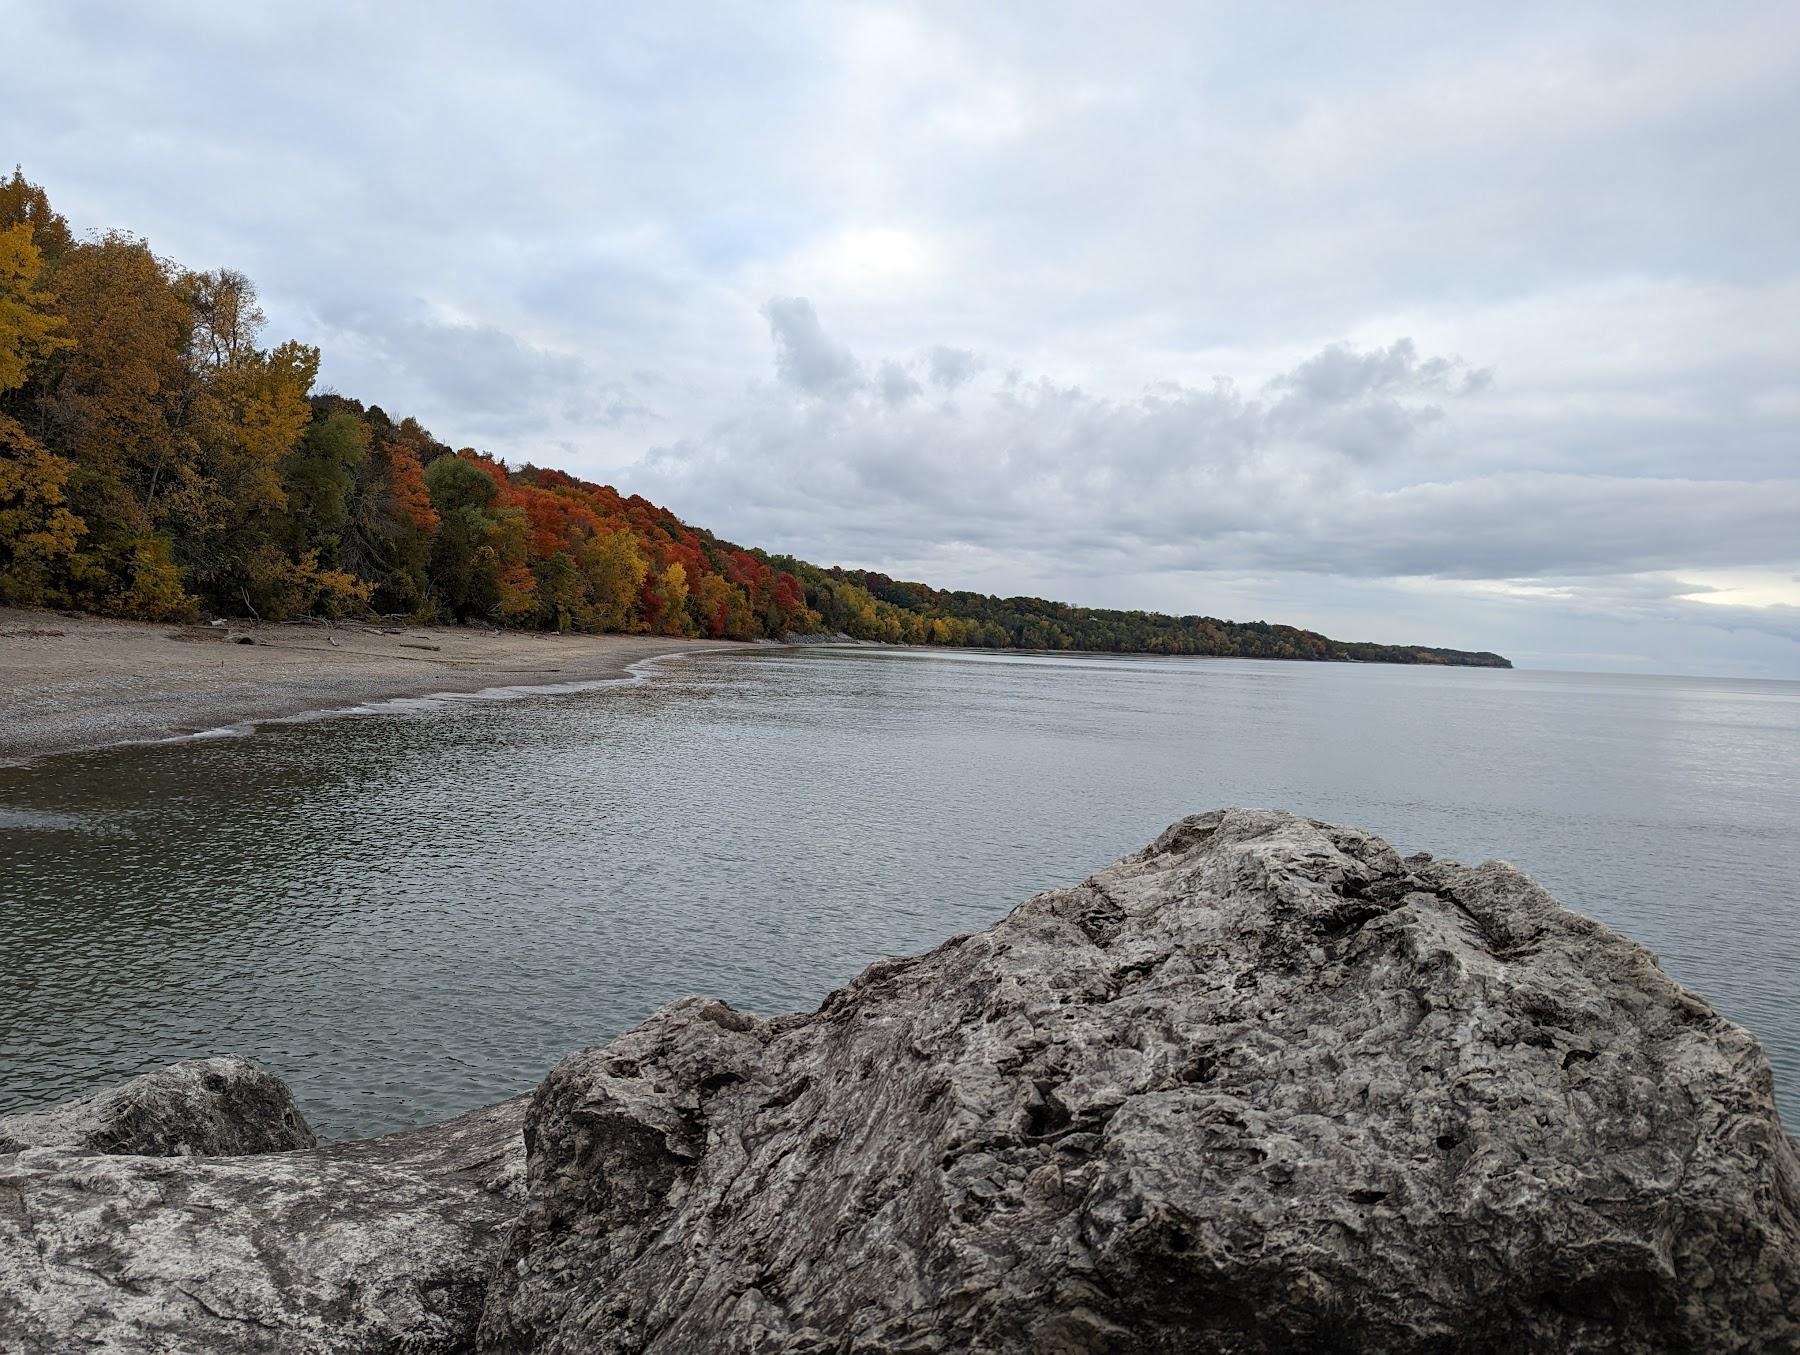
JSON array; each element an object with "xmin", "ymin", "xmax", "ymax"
[
  {"xmin": 0, "ymin": 1056, "xmax": 315, "ymax": 1156},
  {"xmin": 0, "ymin": 1095, "xmax": 527, "ymax": 1353},
  {"xmin": 3, "ymin": 811, "xmax": 1796, "ymax": 1353},
  {"xmin": 478, "ymin": 809, "xmax": 1800, "ymax": 1354}
]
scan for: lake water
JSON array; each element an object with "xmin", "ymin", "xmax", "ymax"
[{"xmin": 2, "ymin": 647, "xmax": 1796, "ymax": 1139}]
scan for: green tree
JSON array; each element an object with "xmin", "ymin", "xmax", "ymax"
[
  {"xmin": 424, "ymin": 453, "xmax": 499, "ymax": 516},
  {"xmin": 281, "ymin": 407, "xmax": 368, "ymax": 563},
  {"xmin": 532, "ymin": 550, "xmax": 583, "ymax": 631}
]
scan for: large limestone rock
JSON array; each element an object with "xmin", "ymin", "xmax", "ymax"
[
  {"xmin": 0, "ymin": 1056, "xmax": 315, "ymax": 1156},
  {"xmin": 479, "ymin": 809, "xmax": 1800, "ymax": 1353},
  {"xmin": 3, "ymin": 811, "xmax": 1794, "ymax": 1353},
  {"xmin": 0, "ymin": 1095, "xmax": 527, "ymax": 1353}
]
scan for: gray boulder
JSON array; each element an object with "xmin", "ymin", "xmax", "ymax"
[
  {"xmin": 478, "ymin": 808, "xmax": 1800, "ymax": 1353},
  {"xmin": 0, "ymin": 1095, "xmax": 527, "ymax": 1353},
  {"xmin": 0, "ymin": 1056, "xmax": 315, "ymax": 1156}
]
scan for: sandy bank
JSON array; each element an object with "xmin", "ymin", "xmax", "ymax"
[{"xmin": 0, "ymin": 609, "xmax": 734, "ymax": 764}]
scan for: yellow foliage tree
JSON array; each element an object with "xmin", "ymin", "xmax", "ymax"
[
  {"xmin": 35, "ymin": 231, "xmax": 194, "ymax": 538},
  {"xmin": 0, "ymin": 416, "xmax": 84, "ymax": 604},
  {"xmin": 655, "ymin": 561, "xmax": 689, "ymax": 636},
  {"xmin": 112, "ymin": 535, "xmax": 196, "ymax": 622},
  {"xmin": 194, "ymin": 338, "xmax": 320, "ymax": 524},
  {"xmin": 0, "ymin": 223, "xmax": 71, "ymax": 392},
  {"xmin": 239, "ymin": 542, "xmax": 374, "ymax": 621},
  {"xmin": 576, "ymin": 526, "xmax": 648, "ymax": 630}
]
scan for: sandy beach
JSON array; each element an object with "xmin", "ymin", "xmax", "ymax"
[{"xmin": 0, "ymin": 608, "xmax": 734, "ymax": 764}]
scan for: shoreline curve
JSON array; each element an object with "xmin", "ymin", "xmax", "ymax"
[{"xmin": 0, "ymin": 607, "xmax": 740, "ymax": 767}]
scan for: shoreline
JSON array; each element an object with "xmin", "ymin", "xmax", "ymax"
[{"xmin": 0, "ymin": 608, "xmax": 737, "ymax": 766}]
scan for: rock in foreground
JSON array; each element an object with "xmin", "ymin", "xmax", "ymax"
[
  {"xmin": 480, "ymin": 809, "xmax": 1800, "ymax": 1353},
  {"xmin": 0, "ymin": 1055, "xmax": 315, "ymax": 1156},
  {"xmin": 2, "ymin": 811, "xmax": 1794, "ymax": 1353},
  {"xmin": 0, "ymin": 1096, "xmax": 527, "ymax": 1353}
]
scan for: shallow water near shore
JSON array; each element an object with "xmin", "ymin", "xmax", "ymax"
[{"xmin": 2, "ymin": 647, "xmax": 1796, "ymax": 1138}]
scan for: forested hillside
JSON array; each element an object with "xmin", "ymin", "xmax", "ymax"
[{"xmin": 0, "ymin": 170, "xmax": 1507, "ymax": 667}]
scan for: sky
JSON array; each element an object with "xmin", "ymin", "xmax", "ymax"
[{"xmin": 4, "ymin": 2, "xmax": 1798, "ymax": 675}]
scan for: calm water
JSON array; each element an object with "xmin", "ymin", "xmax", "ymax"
[{"xmin": 2, "ymin": 648, "xmax": 1796, "ymax": 1138}]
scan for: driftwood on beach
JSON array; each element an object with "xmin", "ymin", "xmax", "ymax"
[{"xmin": 2, "ymin": 809, "xmax": 1797, "ymax": 1352}]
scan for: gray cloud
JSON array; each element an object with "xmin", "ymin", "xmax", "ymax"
[
  {"xmin": 926, "ymin": 345, "xmax": 982, "ymax": 391},
  {"xmin": 637, "ymin": 304, "xmax": 1800, "ymax": 672},
  {"xmin": 877, "ymin": 360, "xmax": 922, "ymax": 405},
  {"xmin": 764, "ymin": 298, "xmax": 862, "ymax": 398},
  {"xmin": 308, "ymin": 304, "xmax": 656, "ymax": 445}
]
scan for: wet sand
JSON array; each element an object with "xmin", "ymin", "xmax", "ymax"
[{"xmin": 0, "ymin": 609, "xmax": 735, "ymax": 764}]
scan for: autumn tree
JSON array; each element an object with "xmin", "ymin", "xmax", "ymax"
[
  {"xmin": 688, "ymin": 570, "xmax": 758, "ymax": 639},
  {"xmin": 182, "ymin": 306, "xmax": 322, "ymax": 613},
  {"xmin": 576, "ymin": 526, "xmax": 647, "ymax": 631},
  {"xmin": 423, "ymin": 453, "xmax": 535, "ymax": 622},
  {"xmin": 340, "ymin": 411, "xmax": 439, "ymax": 616},
  {"xmin": 23, "ymin": 230, "xmax": 196, "ymax": 609},
  {"xmin": 183, "ymin": 268, "xmax": 264, "ymax": 370},
  {"xmin": 642, "ymin": 560, "xmax": 690, "ymax": 636},
  {"xmin": 0, "ymin": 415, "xmax": 83, "ymax": 605},
  {"xmin": 0, "ymin": 223, "xmax": 71, "ymax": 392},
  {"xmin": 0, "ymin": 168, "xmax": 74, "ymax": 266},
  {"xmin": 531, "ymin": 550, "xmax": 584, "ymax": 630}
]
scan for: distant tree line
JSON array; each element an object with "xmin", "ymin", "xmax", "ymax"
[
  {"xmin": 0, "ymin": 169, "xmax": 1508, "ymax": 667},
  {"xmin": 783, "ymin": 567, "xmax": 1509, "ymax": 665}
]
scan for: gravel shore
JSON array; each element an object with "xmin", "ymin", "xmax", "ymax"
[{"xmin": 0, "ymin": 609, "xmax": 732, "ymax": 764}]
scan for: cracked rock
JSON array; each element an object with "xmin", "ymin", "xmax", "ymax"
[{"xmin": 479, "ymin": 808, "xmax": 1800, "ymax": 1354}]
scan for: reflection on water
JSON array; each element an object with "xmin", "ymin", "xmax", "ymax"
[{"xmin": 2, "ymin": 647, "xmax": 1796, "ymax": 1138}]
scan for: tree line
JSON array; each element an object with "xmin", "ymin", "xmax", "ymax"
[{"xmin": 0, "ymin": 169, "xmax": 1508, "ymax": 667}]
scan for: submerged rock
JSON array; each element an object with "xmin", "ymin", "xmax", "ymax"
[
  {"xmin": 0, "ymin": 1095, "xmax": 527, "ymax": 1353},
  {"xmin": 0, "ymin": 1055, "xmax": 316, "ymax": 1156},
  {"xmin": 479, "ymin": 809, "xmax": 1800, "ymax": 1354}
]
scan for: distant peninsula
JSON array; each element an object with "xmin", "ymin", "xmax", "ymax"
[{"xmin": 0, "ymin": 170, "xmax": 1506, "ymax": 668}]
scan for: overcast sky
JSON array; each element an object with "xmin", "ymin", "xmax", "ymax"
[{"xmin": 6, "ymin": 2, "xmax": 1798, "ymax": 674}]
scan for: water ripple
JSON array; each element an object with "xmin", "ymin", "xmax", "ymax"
[{"xmin": 2, "ymin": 649, "xmax": 1795, "ymax": 1139}]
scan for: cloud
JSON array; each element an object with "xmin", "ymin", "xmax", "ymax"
[
  {"xmin": 926, "ymin": 345, "xmax": 982, "ymax": 391},
  {"xmin": 309, "ymin": 303, "xmax": 656, "ymax": 445},
  {"xmin": 763, "ymin": 297, "xmax": 862, "ymax": 399},
  {"xmin": 635, "ymin": 301, "xmax": 1800, "ymax": 673},
  {"xmin": 639, "ymin": 309, "xmax": 1527, "ymax": 577},
  {"xmin": 877, "ymin": 360, "xmax": 921, "ymax": 405}
]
